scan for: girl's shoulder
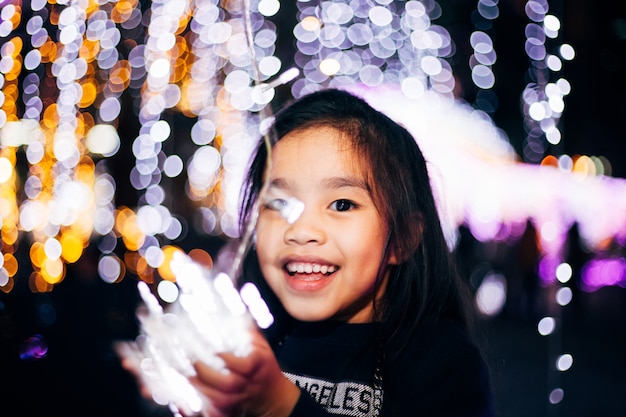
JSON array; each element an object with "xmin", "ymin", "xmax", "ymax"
[
  {"xmin": 388, "ymin": 317, "xmax": 487, "ymax": 378},
  {"xmin": 384, "ymin": 318, "xmax": 495, "ymax": 416}
]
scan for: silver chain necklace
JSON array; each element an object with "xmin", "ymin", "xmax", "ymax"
[{"xmin": 372, "ymin": 343, "xmax": 384, "ymax": 417}]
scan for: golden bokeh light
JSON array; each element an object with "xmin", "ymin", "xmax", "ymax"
[
  {"xmin": 121, "ymin": 222, "xmax": 144, "ymax": 252},
  {"xmin": 157, "ymin": 245, "xmax": 185, "ymax": 281},
  {"xmin": 112, "ymin": 1, "xmax": 137, "ymax": 23},
  {"xmin": 41, "ymin": 257, "xmax": 65, "ymax": 284},
  {"xmin": 39, "ymin": 40, "xmax": 57, "ymax": 64},
  {"xmin": 2, "ymin": 225, "xmax": 19, "ymax": 246},
  {"xmin": 30, "ymin": 271, "xmax": 53, "ymax": 293},
  {"xmin": 123, "ymin": 251, "xmax": 140, "ymax": 276},
  {"xmin": 30, "ymin": 242, "xmax": 46, "ymax": 268},
  {"xmin": 60, "ymin": 231, "xmax": 85, "ymax": 264},
  {"xmin": 42, "ymin": 104, "xmax": 60, "ymax": 129},
  {"xmin": 115, "ymin": 207, "xmax": 145, "ymax": 252},
  {"xmin": 79, "ymin": 39, "xmax": 100, "ymax": 62},
  {"xmin": 3, "ymin": 253, "xmax": 18, "ymax": 277},
  {"xmin": 541, "ymin": 155, "xmax": 559, "ymax": 168},
  {"xmin": 79, "ymin": 80, "xmax": 98, "ymax": 108},
  {"xmin": 136, "ymin": 256, "xmax": 154, "ymax": 283},
  {"xmin": 572, "ymin": 155, "xmax": 595, "ymax": 177},
  {"xmin": 189, "ymin": 248, "xmax": 213, "ymax": 270}
]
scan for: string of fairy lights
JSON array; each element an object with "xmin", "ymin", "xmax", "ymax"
[
  {"xmin": 463, "ymin": 0, "xmax": 578, "ymax": 408},
  {"xmin": 521, "ymin": 0, "xmax": 574, "ymax": 165},
  {"xmin": 469, "ymin": 0, "xmax": 499, "ymax": 114},
  {"xmin": 0, "ymin": 0, "xmax": 624, "ymax": 412},
  {"xmin": 520, "ymin": 0, "xmax": 575, "ymax": 410}
]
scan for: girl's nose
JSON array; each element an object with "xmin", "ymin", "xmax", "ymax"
[{"xmin": 283, "ymin": 208, "xmax": 326, "ymax": 245}]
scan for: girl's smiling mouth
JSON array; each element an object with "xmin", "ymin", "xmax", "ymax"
[{"xmin": 284, "ymin": 262, "xmax": 338, "ymax": 278}]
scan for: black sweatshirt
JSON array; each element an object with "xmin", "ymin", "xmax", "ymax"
[{"xmin": 272, "ymin": 319, "xmax": 494, "ymax": 417}]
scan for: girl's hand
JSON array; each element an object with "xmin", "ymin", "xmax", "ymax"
[{"xmin": 190, "ymin": 329, "xmax": 300, "ymax": 417}]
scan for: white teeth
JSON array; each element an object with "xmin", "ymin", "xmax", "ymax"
[{"xmin": 286, "ymin": 262, "xmax": 337, "ymax": 275}]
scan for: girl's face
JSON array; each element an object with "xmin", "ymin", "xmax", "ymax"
[{"xmin": 255, "ymin": 126, "xmax": 395, "ymax": 323}]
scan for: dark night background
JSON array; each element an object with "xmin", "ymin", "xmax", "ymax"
[{"xmin": 1, "ymin": 1, "xmax": 625, "ymax": 416}]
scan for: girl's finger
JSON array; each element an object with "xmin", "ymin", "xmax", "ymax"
[
  {"xmin": 193, "ymin": 361, "xmax": 247, "ymax": 393},
  {"xmin": 189, "ymin": 375, "xmax": 246, "ymax": 414},
  {"xmin": 216, "ymin": 330, "xmax": 272, "ymax": 376},
  {"xmin": 216, "ymin": 351, "xmax": 258, "ymax": 376}
]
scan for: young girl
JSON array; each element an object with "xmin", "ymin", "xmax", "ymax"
[{"xmin": 189, "ymin": 88, "xmax": 494, "ymax": 417}]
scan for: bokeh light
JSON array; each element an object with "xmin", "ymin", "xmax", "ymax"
[
  {"xmin": 19, "ymin": 334, "xmax": 48, "ymax": 361},
  {"xmin": 538, "ymin": 316, "xmax": 556, "ymax": 336},
  {"xmin": 521, "ymin": 0, "xmax": 573, "ymax": 163}
]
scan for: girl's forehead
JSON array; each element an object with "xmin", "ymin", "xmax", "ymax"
[
  {"xmin": 276, "ymin": 126, "xmax": 357, "ymax": 155},
  {"xmin": 273, "ymin": 127, "xmax": 365, "ymax": 171}
]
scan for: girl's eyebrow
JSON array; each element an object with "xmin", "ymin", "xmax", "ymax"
[
  {"xmin": 268, "ymin": 176, "xmax": 368, "ymax": 191},
  {"xmin": 321, "ymin": 176, "xmax": 368, "ymax": 191},
  {"xmin": 268, "ymin": 178, "xmax": 290, "ymax": 190}
]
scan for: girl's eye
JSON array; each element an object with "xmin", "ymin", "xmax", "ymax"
[
  {"xmin": 265, "ymin": 198, "xmax": 288, "ymax": 211},
  {"xmin": 330, "ymin": 199, "xmax": 355, "ymax": 212},
  {"xmin": 264, "ymin": 196, "xmax": 305, "ymax": 223}
]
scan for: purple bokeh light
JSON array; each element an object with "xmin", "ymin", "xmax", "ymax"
[
  {"xmin": 580, "ymin": 257, "xmax": 626, "ymax": 292},
  {"xmin": 19, "ymin": 334, "xmax": 48, "ymax": 361}
]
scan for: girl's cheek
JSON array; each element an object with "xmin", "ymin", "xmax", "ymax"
[{"xmin": 255, "ymin": 217, "xmax": 276, "ymax": 248}]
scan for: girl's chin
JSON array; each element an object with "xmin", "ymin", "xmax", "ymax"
[
  {"xmin": 287, "ymin": 310, "xmax": 335, "ymax": 322},
  {"xmin": 280, "ymin": 298, "xmax": 335, "ymax": 322}
]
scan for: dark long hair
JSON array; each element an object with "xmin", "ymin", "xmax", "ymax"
[{"xmin": 239, "ymin": 88, "xmax": 474, "ymax": 355}]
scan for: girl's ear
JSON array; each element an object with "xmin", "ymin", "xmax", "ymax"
[
  {"xmin": 388, "ymin": 249, "xmax": 401, "ymax": 266},
  {"xmin": 388, "ymin": 213, "xmax": 424, "ymax": 265}
]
